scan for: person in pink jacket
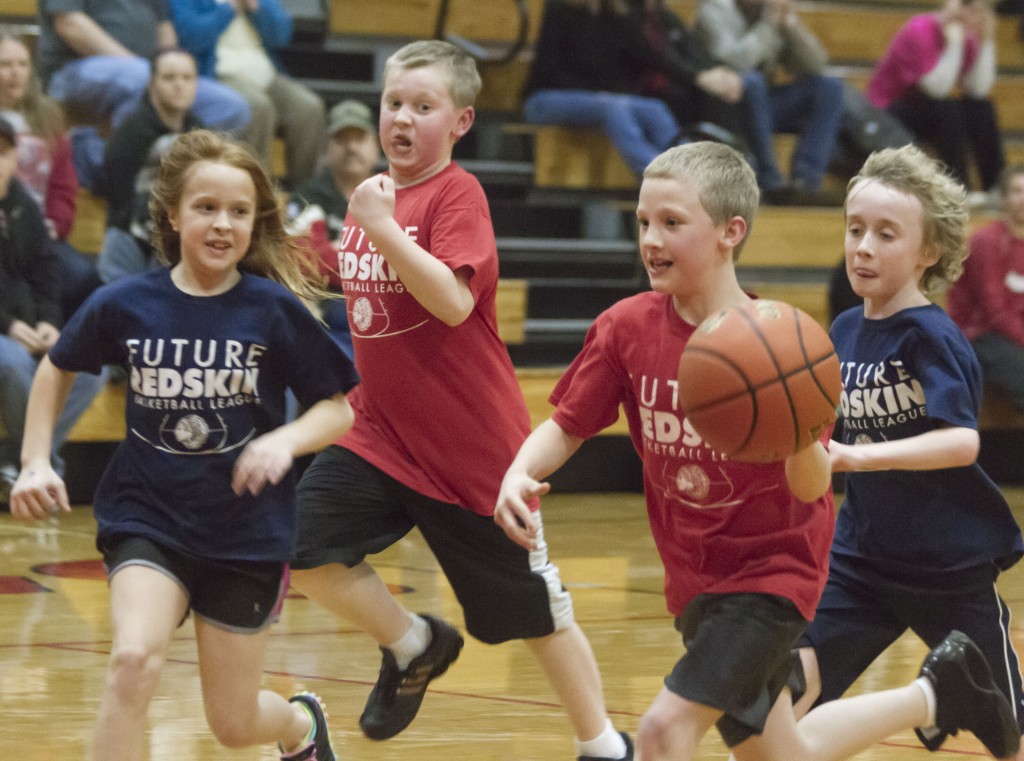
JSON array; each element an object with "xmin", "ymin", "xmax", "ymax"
[{"xmin": 867, "ymin": 0, "xmax": 1005, "ymax": 207}]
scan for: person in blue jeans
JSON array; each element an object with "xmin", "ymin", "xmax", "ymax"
[
  {"xmin": 36, "ymin": 0, "xmax": 250, "ymax": 192},
  {"xmin": 522, "ymin": 0, "xmax": 684, "ymax": 177},
  {"xmin": 694, "ymin": 0, "xmax": 843, "ymax": 198},
  {"xmin": 0, "ymin": 118, "xmax": 104, "ymax": 500}
]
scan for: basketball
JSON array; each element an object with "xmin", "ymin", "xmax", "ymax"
[{"xmin": 677, "ymin": 300, "xmax": 842, "ymax": 462}]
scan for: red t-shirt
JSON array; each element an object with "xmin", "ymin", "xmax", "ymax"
[
  {"xmin": 335, "ymin": 162, "xmax": 531, "ymax": 515},
  {"xmin": 550, "ymin": 292, "xmax": 834, "ymax": 619},
  {"xmin": 947, "ymin": 220, "xmax": 1024, "ymax": 347}
]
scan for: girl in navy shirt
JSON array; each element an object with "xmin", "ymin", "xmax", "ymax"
[{"xmin": 10, "ymin": 130, "xmax": 359, "ymax": 761}]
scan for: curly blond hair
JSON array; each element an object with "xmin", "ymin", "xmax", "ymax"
[{"xmin": 847, "ymin": 145, "xmax": 968, "ymax": 294}]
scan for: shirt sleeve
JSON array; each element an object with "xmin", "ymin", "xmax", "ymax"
[{"xmin": 550, "ymin": 314, "xmax": 628, "ymax": 439}]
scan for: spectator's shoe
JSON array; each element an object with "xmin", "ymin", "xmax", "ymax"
[
  {"xmin": 578, "ymin": 731, "xmax": 634, "ymax": 761},
  {"xmin": 359, "ymin": 614, "xmax": 464, "ymax": 740},
  {"xmin": 918, "ymin": 630, "xmax": 1020, "ymax": 759},
  {"xmin": 281, "ymin": 692, "xmax": 335, "ymax": 761}
]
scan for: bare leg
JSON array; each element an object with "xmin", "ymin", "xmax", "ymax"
[
  {"xmin": 524, "ymin": 624, "xmax": 611, "ymax": 742},
  {"xmin": 733, "ymin": 683, "xmax": 928, "ymax": 761},
  {"xmin": 93, "ymin": 566, "xmax": 188, "ymax": 761},
  {"xmin": 635, "ymin": 687, "xmax": 721, "ymax": 761},
  {"xmin": 195, "ymin": 618, "xmax": 311, "ymax": 750},
  {"xmin": 291, "ymin": 561, "xmax": 413, "ymax": 644}
]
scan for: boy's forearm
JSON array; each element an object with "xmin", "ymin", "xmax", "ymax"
[
  {"xmin": 276, "ymin": 393, "xmax": 354, "ymax": 458},
  {"xmin": 372, "ymin": 221, "xmax": 475, "ymax": 325},
  {"xmin": 511, "ymin": 419, "xmax": 586, "ymax": 482},
  {"xmin": 842, "ymin": 426, "xmax": 979, "ymax": 472}
]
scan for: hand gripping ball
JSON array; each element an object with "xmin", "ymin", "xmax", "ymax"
[{"xmin": 677, "ymin": 300, "xmax": 842, "ymax": 462}]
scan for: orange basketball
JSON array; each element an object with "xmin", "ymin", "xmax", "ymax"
[{"xmin": 677, "ymin": 300, "xmax": 842, "ymax": 462}]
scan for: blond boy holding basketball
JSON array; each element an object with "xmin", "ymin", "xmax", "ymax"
[{"xmin": 495, "ymin": 141, "xmax": 1019, "ymax": 761}]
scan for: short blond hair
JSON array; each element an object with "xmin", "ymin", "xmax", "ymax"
[
  {"xmin": 847, "ymin": 145, "xmax": 968, "ymax": 294},
  {"xmin": 643, "ymin": 141, "xmax": 760, "ymax": 259},
  {"xmin": 383, "ymin": 40, "xmax": 482, "ymax": 109}
]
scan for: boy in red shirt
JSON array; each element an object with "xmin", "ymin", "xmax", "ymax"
[
  {"xmin": 289, "ymin": 40, "xmax": 631, "ymax": 761},
  {"xmin": 495, "ymin": 141, "xmax": 1018, "ymax": 761}
]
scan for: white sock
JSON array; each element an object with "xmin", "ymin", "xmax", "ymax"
[
  {"xmin": 574, "ymin": 719, "xmax": 626, "ymax": 759},
  {"xmin": 385, "ymin": 613, "xmax": 431, "ymax": 670},
  {"xmin": 914, "ymin": 676, "xmax": 938, "ymax": 727}
]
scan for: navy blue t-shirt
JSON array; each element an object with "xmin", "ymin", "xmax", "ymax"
[
  {"xmin": 830, "ymin": 304, "xmax": 1023, "ymax": 578},
  {"xmin": 50, "ymin": 268, "xmax": 360, "ymax": 562}
]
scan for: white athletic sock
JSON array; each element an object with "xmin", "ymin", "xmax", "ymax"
[
  {"xmin": 574, "ymin": 719, "xmax": 626, "ymax": 759},
  {"xmin": 914, "ymin": 676, "xmax": 938, "ymax": 727},
  {"xmin": 385, "ymin": 613, "xmax": 431, "ymax": 670}
]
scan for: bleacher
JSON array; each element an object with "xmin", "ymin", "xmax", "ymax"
[{"xmin": 4, "ymin": 0, "xmax": 1024, "ymax": 497}]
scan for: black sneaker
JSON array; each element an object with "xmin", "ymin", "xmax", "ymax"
[
  {"xmin": 578, "ymin": 731, "xmax": 634, "ymax": 761},
  {"xmin": 359, "ymin": 614, "xmax": 464, "ymax": 740},
  {"xmin": 281, "ymin": 692, "xmax": 335, "ymax": 761},
  {"xmin": 918, "ymin": 630, "xmax": 1020, "ymax": 759},
  {"xmin": 913, "ymin": 724, "xmax": 948, "ymax": 752}
]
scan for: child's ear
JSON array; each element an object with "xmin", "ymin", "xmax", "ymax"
[
  {"xmin": 720, "ymin": 215, "xmax": 748, "ymax": 251},
  {"xmin": 166, "ymin": 209, "xmax": 180, "ymax": 232},
  {"xmin": 921, "ymin": 241, "xmax": 942, "ymax": 268},
  {"xmin": 452, "ymin": 105, "xmax": 475, "ymax": 140}
]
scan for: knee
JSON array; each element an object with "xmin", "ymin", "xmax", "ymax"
[
  {"xmin": 636, "ymin": 707, "xmax": 678, "ymax": 759},
  {"xmin": 105, "ymin": 644, "xmax": 164, "ymax": 703},
  {"xmin": 207, "ymin": 710, "xmax": 258, "ymax": 749}
]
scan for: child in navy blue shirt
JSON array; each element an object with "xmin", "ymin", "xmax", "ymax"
[
  {"xmin": 10, "ymin": 130, "xmax": 359, "ymax": 761},
  {"xmin": 794, "ymin": 144, "xmax": 1024, "ymax": 759}
]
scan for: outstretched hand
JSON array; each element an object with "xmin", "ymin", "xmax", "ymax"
[
  {"xmin": 494, "ymin": 473, "xmax": 551, "ymax": 550},
  {"xmin": 232, "ymin": 433, "xmax": 294, "ymax": 496},
  {"xmin": 9, "ymin": 464, "xmax": 70, "ymax": 521}
]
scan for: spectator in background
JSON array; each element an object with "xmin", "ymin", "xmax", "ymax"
[
  {"xmin": 630, "ymin": 0, "xmax": 751, "ymax": 157},
  {"xmin": 521, "ymin": 0, "xmax": 685, "ymax": 178},
  {"xmin": 170, "ymin": 0, "xmax": 327, "ymax": 189},
  {"xmin": 36, "ymin": 0, "xmax": 249, "ymax": 192},
  {"xmin": 97, "ymin": 47, "xmax": 202, "ymax": 284},
  {"xmin": 694, "ymin": 0, "xmax": 844, "ymax": 201},
  {"xmin": 287, "ymin": 99, "xmax": 382, "ymax": 359},
  {"xmin": 0, "ymin": 117, "xmax": 104, "ymax": 503},
  {"xmin": 867, "ymin": 0, "xmax": 1005, "ymax": 209},
  {"xmin": 947, "ymin": 164, "xmax": 1024, "ymax": 414},
  {"xmin": 0, "ymin": 30, "xmax": 100, "ymax": 319}
]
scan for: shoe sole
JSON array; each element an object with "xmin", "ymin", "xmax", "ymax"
[{"xmin": 936, "ymin": 631, "xmax": 1020, "ymax": 759}]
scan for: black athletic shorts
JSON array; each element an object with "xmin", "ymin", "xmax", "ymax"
[
  {"xmin": 665, "ymin": 592, "xmax": 807, "ymax": 747},
  {"xmin": 101, "ymin": 534, "xmax": 288, "ymax": 632},
  {"xmin": 293, "ymin": 445, "xmax": 574, "ymax": 644}
]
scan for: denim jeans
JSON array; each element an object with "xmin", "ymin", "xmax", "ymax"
[
  {"xmin": 740, "ymin": 71, "xmax": 844, "ymax": 190},
  {"xmin": 97, "ymin": 228, "xmax": 161, "ymax": 284},
  {"xmin": 523, "ymin": 89, "xmax": 682, "ymax": 176},
  {"xmin": 0, "ymin": 335, "xmax": 107, "ymax": 474}
]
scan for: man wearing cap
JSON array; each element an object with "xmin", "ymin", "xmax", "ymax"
[
  {"xmin": 287, "ymin": 99, "xmax": 381, "ymax": 359},
  {"xmin": 0, "ymin": 116, "xmax": 105, "ymax": 504}
]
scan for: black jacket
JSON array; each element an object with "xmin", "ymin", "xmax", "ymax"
[{"xmin": 0, "ymin": 178, "xmax": 61, "ymax": 334}]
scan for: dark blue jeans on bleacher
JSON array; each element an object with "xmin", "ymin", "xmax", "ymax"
[
  {"xmin": 0, "ymin": 336, "xmax": 107, "ymax": 476},
  {"xmin": 740, "ymin": 71, "xmax": 844, "ymax": 191},
  {"xmin": 522, "ymin": 88, "xmax": 682, "ymax": 176}
]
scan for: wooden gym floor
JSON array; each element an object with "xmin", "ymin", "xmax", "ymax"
[{"xmin": 2, "ymin": 489, "xmax": 1023, "ymax": 760}]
